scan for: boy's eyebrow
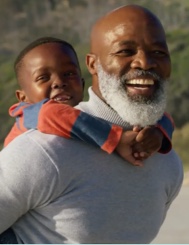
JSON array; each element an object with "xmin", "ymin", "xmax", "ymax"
[{"xmin": 31, "ymin": 63, "xmax": 80, "ymax": 75}]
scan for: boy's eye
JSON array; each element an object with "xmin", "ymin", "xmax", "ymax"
[
  {"xmin": 36, "ymin": 75, "xmax": 50, "ymax": 82},
  {"xmin": 152, "ymin": 50, "xmax": 168, "ymax": 57},
  {"xmin": 63, "ymin": 72, "xmax": 77, "ymax": 77}
]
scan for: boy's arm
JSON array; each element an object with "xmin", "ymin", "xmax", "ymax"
[
  {"xmin": 6, "ymin": 99, "xmax": 123, "ymax": 154},
  {"xmin": 5, "ymin": 100, "xmax": 143, "ymax": 165},
  {"xmin": 38, "ymin": 101, "xmax": 144, "ymax": 165},
  {"xmin": 38, "ymin": 100, "xmax": 123, "ymax": 154},
  {"xmin": 156, "ymin": 112, "xmax": 175, "ymax": 153}
]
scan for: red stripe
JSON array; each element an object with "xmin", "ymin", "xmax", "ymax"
[
  {"xmin": 101, "ymin": 125, "xmax": 123, "ymax": 154},
  {"xmin": 38, "ymin": 100, "xmax": 80, "ymax": 138},
  {"xmin": 9, "ymin": 103, "xmax": 32, "ymax": 117},
  {"xmin": 4, "ymin": 123, "xmax": 25, "ymax": 146}
]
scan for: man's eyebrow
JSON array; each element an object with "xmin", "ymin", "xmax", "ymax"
[
  {"xmin": 118, "ymin": 40, "xmax": 136, "ymax": 46},
  {"xmin": 118, "ymin": 40, "xmax": 167, "ymax": 47}
]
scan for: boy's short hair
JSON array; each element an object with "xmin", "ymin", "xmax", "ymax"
[{"xmin": 14, "ymin": 37, "xmax": 80, "ymax": 83}]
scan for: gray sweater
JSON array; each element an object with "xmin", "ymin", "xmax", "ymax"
[{"xmin": 0, "ymin": 88, "xmax": 183, "ymax": 244}]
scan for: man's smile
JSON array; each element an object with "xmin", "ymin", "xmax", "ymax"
[{"xmin": 125, "ymin": 79, "xmax": 156, "ymax": 97}]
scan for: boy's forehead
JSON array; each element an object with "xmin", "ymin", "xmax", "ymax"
[
  {"xmin": 25, "ymin": 42, "xmax": 75, "ymax": 57},
  {"xmin": 17, "ymin": 42, "xmax": 81, "ymax": 81},
  {"xmin": 22, "ymin": 42, "xmax": 79, "ymax": 66}
]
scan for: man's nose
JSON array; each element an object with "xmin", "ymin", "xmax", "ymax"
[
  {"xmin": 130, "ymin": 51, "xmax": 157, "ymax": 70},
  {"xmin": 51, "ymin": 78, "xmax": 67, "ymax": 89}
]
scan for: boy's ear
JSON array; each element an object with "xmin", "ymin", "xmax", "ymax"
[
  {"xmin": 15, "ymin": 89, "xmax": 28, "ymax": 102},
  {"xmin": 86, "ymin": 53, "xmax": 97, "ymax": 75}
]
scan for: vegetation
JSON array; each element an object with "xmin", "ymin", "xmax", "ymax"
[
  {"xmin": 0, "ymin": 0, "xmax": 189, "ymax": 170},
  {"xmin": 173, "ymin": 124, "xmax": 189, "ymax": 171}
]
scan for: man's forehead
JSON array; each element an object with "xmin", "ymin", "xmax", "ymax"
[
  {"xmin": 102, "ymin": 23, "xmax": 166, "ymax": 46},
  {"xmin": 90, "ymin": 5, "xmax": 166, "ymax": 53}
]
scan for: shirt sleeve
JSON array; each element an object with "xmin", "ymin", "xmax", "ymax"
[
  {"xmin": 38, "ymin": 100, "xmax": 123, "ymax": 154},
  {"xmin": 156, "ymin": 112, "xmax": 175, "ymax": 154}
]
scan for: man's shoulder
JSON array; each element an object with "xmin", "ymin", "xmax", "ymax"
[
  {"xmin": 1, "ymin": 129, "xmax": 62, "ymax": 173},
  {"xmin": 155, "ymin": 149, "xmax": 183, "ymax": 187},
  {"xmin": 2, "ymin": 129, "xmax": 57, "ymax": 156},
  {"xmin": 167, "ymin": 149, "xmax": 183, "ymax": 168},
  {"xmin": 155, "ymin": 149, "xmax": 183, "ymax": 174}
]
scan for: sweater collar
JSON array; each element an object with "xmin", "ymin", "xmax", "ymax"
[{"xmin": 76, "ymin": 87, "xmax": 132, "ymax": 129}]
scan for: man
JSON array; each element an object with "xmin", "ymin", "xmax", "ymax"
[{"xmin": 0, "ymin": 5, "xmax": 183, "ymax": 244}]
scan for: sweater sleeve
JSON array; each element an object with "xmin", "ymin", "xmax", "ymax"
[
  {"xmin": 156, "ymin": 112, "xmax": 175, "ymax": 154},
  {"xmin": 4, "ymin": 123, "xmax": 24, "ymax": 147},
  {"xmin": 5, "ymin": 100, "xmax": 123, "ymax": 153},
  {"xmin": 4, "ymin": 99, "xmax": 49, "ymax": 147},
  {"xmin": 38, "ymin": 100, "xmax": 123, "ymax": 154}
]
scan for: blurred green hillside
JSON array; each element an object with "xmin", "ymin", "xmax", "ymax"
[
  {"xmin": 173, "ymin": 124, "xmax": 189, "ymax": 171},
  {"xmin": 0, "ymin": 0, "xmax": 189, "ymax": 170}
]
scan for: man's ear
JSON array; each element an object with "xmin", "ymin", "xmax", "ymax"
[
  {"xmin": 15, "ymin": 90, "xmax": 28, "ymax": 102},
  {"xmin": 86, "ymin": 53, "xmax": 97, "ymax": 75}
]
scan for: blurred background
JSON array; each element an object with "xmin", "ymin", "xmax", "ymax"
[
  {"xmin": 0, "ymin": 0, "xmax": 188, "ymax": 243},
  {"xmin": 0, "ymin": 0, "xmax": 189, "ymax": 172}
]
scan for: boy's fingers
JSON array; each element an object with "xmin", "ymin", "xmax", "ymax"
[
  {"xmin": 126, "ymin": 155, "xmax": 144, "ymax": 167},
  {"xmin": 132, "ymin": 126, "xmax": 141, "ymax": 132},
  {"xmin": 135, "ymin": 132, "xmax": 147, "ymax": 142},
  {"xmin": 135, "ymin": 127, "xmax": 153, "ymax": 142},
  {"xmin": 139, "ymin": 152, "xmax": 150, "ymax": 159},
  {"xmin": 121, "ymin": 131, "xmax": 138, "ymax": 144},
  {"xmin": 133, "ymin": 151, "xmax": 151, "ymax": 158}
]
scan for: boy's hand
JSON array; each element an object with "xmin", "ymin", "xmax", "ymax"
[
  {"xmin": 132, "ymin": 126, "xmax": 163, "ymax": 160},
  {"xmin": 115, "ymin": 130, "xmax": 144, "ymax": 167}
]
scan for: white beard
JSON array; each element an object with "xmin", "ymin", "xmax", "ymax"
[{"xmin": 97, "ymin": 62, "xmax": 168, "ymax": 127}]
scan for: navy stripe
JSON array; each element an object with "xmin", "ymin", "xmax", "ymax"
[
  {"xmin": 157, "ymin": 115, "xmax": 173, "ymax": 139},
  {"xmin": 71, "ymin": 112, "xmax": 112, "ymax": 147},
  {"xmin": 23, "ymin": 99, "xmax": 49, "ymax": 129}
]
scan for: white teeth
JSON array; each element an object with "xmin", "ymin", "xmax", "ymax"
[
  {"xmin": 126, "ymin": 79, "xmax": 154, "ymax": 85},
  {"xmin": 53, "ymin": 96, "xmax": 71, "ymax": 101}
]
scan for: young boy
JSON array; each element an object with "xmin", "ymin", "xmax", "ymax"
[{"xmin": 4, "ymin": 37, "xmax": 174, "ymax": 166}]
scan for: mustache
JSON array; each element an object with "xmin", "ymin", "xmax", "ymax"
[{"xmin": 120, "ymin": 70, "xmax": 164, "ymax": 84}]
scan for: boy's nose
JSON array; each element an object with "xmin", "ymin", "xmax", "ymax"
[{"xmin": 51, "ymin": 79, "xmax": 67, "ymax": 89}]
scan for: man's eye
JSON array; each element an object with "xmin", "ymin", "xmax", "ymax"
[{"xmin": 116, "ymin": 49, "xmax": 135, "ymax": 56}]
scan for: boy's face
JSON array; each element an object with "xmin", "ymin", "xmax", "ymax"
[{"xmin": 17, "ymin": 43, "xmax": 84, "ymax": 106}]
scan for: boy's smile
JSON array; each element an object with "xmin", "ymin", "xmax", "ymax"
[{"xmin": 16, "ymin": 42, "xmax": 84, "ymax": 106}]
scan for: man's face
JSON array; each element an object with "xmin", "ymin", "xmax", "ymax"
[
  {"xmin": 97, "ymin": 61, "xmax": 167, "ymax": 127},
  {"xmin": 18, "ymin": 43, "xmax": 84, "ymax": 106},
  {"xmin": 94, "ymin": 12, "xmax": 171, "ymax": 126}
]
